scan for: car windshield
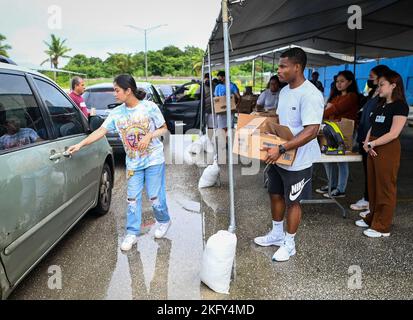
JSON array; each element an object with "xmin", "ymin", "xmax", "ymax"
[{"xmin": 83, "ymin": 89, "xmax": 117, "ymax": 110}]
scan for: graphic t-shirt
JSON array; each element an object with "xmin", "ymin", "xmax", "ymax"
[
  {"xmin": 276, "ymin": 80, "xmax": 324, "ymax": 172},
  {"xmin": 0, "ymin": 128, "xmax": 39, "ymax": 150},
  {"xmin": 102, "ymin": 100, "xmax": 166, "ymax": 170}
]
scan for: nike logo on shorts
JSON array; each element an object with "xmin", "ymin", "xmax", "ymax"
[{"xmin": 289, "ymin": 178, "xmax": 311, "ymax": 202}]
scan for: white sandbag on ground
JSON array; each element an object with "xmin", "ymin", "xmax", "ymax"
[
  {"xmin": 198, "ymin": 160, "xmax": 220, "ymax": 188},
  {"xmin": 200, "ymin": 230, "xmax": 237, "ymax": 294}
]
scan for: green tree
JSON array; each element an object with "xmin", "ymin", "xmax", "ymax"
[
  {"xmin": 0, "ymin": 34, "xmax": 12, "ymax": 57},
  {"xmin": 161, "ymin": 45, "xmax": 183, "ymax": 58},
  {"xmin": 41, "ymin": 34, "xmax": 71, "ymax": 69},
  {"xmin": 104, "ymin": 53, "xmax": 135, "ymax": 75}
]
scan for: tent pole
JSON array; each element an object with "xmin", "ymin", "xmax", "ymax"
[
  {"xmin": 272, "ymin": 52, "xmax": 276, "ymax": 75},
  {"xmin": 208, "ymin": 44, "xmax": 218, "ymax": 155},
  {"xmin": 222, "ymin": 0, "xmax": 236, "ymax": 234},
  {"xmin": 261, "ymin": 55, "xmax": 264, "ymax": 91},
  {"xmin": 252, "ymin": 59, "xmax": 256, "ymax": 89},
  {"xmin": 353, "ymin": 29, "xmax": 358, "ymax": 77},
  {"xmin": 200, "ymin": 61, "xmax": 205, "ymax": 134}
]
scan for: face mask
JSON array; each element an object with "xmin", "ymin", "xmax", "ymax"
[{"xmin": 367, "ymin": 80, "xmax": 377, "ymax": 89}]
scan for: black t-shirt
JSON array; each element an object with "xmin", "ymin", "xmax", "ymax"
[{"xmin": 370, "ymin": 100, "xmax": 409, "ymax": 137}]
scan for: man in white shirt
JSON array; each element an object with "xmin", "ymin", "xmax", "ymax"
[{"xmin": 254, "ymin": 48, "xmax": 324, "ymax": 262}]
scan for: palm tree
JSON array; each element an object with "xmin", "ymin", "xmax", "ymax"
[
  {"xmin": 41, "ymin": 34, "xmax": 71, "ymax": 69},
  {"xmin": 0, "ymin": 34, "xmax": 12, "ymax": 57}
]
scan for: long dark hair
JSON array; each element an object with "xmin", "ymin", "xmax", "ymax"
[
  {"xmin": 378, "ymin": 70, "xmax": 407, "ymax": 107},
  {"xmin": 114, "ymin": 74, "xmax": 146, "ymax": 100},
  {"xmin": 328, "ymin": 70, "xmax": 359, "ymax": 102}
]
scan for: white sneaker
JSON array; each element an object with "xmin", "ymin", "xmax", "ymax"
[
  {"xmin": 363, "ymin": 229, "xmax": 390, "ymax": 238},
  {"xmin": 120, "ymin": 234, "xmax": 137, "ymax": 251},
  {"xmin": 355, "ymin": 219, "xmax": 369, "ymax": 228},
  {"xmin": 350, "ymin": 198, "xmax": 369, "ymax": 211},
  {"xmin": 254, "ymin": 232, "xmax": 285, "ymax": 247},
  {"xmin": 155, "ymin": 220, "xmax": 171, "ymax": 239},
  {"xmin": 272, "ymin": 243, "xmax": 296, "ymax": 262},
  {"xmin": 359, "ymin": 210, "xmax": 370, "ymax": 219}
]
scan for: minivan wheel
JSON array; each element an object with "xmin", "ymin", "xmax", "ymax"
[{"xmin": 92, "ymin": 163, "xmax": 112, "ymax": 216}]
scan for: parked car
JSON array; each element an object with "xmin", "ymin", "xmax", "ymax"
[
  {"xmin": 0, "ymin": 61, "xmax": 114, "ymax": 299},
  {"xmin": 162, "ymin": 80, "xmax": 202, "ymax": 134},
  {"xmin": 83, "ymin": 80, "xmax": 203, "ymax": 150}
]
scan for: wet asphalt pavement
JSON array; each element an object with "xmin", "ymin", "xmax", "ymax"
[{"xmin": 9, "ymin": 128, "xmax": 413, "ymax": 300}]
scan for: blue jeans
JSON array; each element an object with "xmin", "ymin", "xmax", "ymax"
[
  {"xmin": 323, "ymin": 162, "xmax": 349, "ymax": 193},
  {"xmin": 126, "ymin": 163, "xmax": 170, "ymax": 235}
]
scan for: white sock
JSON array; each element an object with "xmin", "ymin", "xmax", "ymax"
[
  {"xmin": 285, "ymin": 232, "xmax": 296, "ymax": 246},
  {"xmin": 271, "ymin": 220, "xmax": 284, "ymax": 235}
]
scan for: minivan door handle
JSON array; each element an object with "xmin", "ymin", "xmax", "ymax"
[{"xmin": 49, "ymin": 150, "xmax": 62, "ymax": 161}]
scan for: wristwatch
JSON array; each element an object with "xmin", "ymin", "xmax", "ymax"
[
  {"xmin": 279, "ymin": 144, "xmax": 287, "ymax": 155},
  {"xmin": 367, "ymin": 142, "xmax": 372, "ymax": 149}
]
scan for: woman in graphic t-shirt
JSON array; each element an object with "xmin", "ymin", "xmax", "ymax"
[
  {"xmin": 355, "ymin": 70, "xmax": 409, "ymax": 238},
  {"xmin": 68, "ymin": 74, "xmax": 171, "ymax": 251}
]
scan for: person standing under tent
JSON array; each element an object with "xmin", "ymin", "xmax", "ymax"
[
  {"xmin": 254, "ymin": 48, "xmax": 324, "ymax": 262},
  {"xmin": 355, "ymin": 70, "xmax": 409, "ymax": 238}
]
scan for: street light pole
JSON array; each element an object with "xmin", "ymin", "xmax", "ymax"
[{"xmin": 126, "ymin": 24, "xmax": 167, "ymax": 82}]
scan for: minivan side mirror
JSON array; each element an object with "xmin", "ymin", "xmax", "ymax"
[{"xmin": 89, "ymin": 115, "xmax": 105, "ymax": 132}]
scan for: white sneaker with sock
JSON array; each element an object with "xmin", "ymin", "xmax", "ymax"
[
  {"xmin": 155, "ymin": 220, "xmax": 171, "ymax": 239},
  {"xmin": 272, "ymin": 233, "xmax": 296, "ymax": 262},
  {"xmin": 120, "ymin": 234, "xmax": 137, "ymax": 251},
  {"xmin": 254, "ymin": 231, "xmax": 285, "ymax": 247},
  {"xmin": 359, "ymin": 210, "xmax": 370, "ymax": 219}
]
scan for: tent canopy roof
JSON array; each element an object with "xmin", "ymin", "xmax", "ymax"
[{"xmin": 208, "ymin": 0, "xmax": 413, "ymax": 64}]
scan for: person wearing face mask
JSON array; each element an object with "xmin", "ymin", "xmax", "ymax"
[{"xmin": 350, "ymin": 65, "xmax": 391, "ymax": 215}]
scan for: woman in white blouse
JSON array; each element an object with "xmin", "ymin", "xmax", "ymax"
[{"xmin": 256, "ymin": 75, "xmax": 281, "ymax": 111}]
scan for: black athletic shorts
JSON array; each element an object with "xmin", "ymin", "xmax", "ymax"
[{"xmin": 267, "ymin": 165, "xmax": 313, "ymax": 206}]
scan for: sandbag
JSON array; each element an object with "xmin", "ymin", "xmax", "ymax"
[
  {"xmin": 200, "ymin": 230, "xmax": 237, "ymax": 294},
  {"xmin": 198, "ymin": 161, "xmax": 220, "ymax": 188}
]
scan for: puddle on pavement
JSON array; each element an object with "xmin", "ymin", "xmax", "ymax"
[{"xmin": 106, "ymin": 192, "xmax": 205, "ymax": 300}]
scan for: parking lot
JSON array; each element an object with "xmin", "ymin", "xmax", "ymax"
[{"xmin": 9, "ymin": 127, "xmax": 413, "ymax": 300}]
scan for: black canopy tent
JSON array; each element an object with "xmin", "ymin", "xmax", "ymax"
[
  {"xmin": 204, "ymin": 0, "xmax": 413, "ymax": 234},
  {"xmin": 208, "ymin": 0, "xmax": 413, "ymax": 64}
]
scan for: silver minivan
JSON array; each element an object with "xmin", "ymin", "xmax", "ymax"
[{"xmin": 0, "ymin": 62, "xmax": 114, "ymax": 299}]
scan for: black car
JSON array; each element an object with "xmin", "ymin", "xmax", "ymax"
[{"xmin": 83, "ymin": 81, "xmax": 203, "ymax": 152}]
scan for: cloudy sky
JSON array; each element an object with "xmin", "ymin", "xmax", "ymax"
[{"xmin": 1, "ymin": 0, "xmax": 222, "ymax": 67}]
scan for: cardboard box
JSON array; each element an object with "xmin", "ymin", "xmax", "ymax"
[
  {"xmin": 250, "ymin": 110, "xmax": 278, "ymax": 118},
  {"xmin": 236, "ymin": 113, "xmax": 279, "ymax": 129},
  {"xmin": 233, "ymin": 114, "xmax": 296, "ymax": 166},
  {"xmin": 238, "ymin": 95, "xmax": 258, "ymax": 114},
  {"xmin": 318, "ymin": 118, "xmax": 355, "ymax": 151},
  {"xmin": 213, "ymin": 95, "xmax": 236, "ymax": 114}
]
